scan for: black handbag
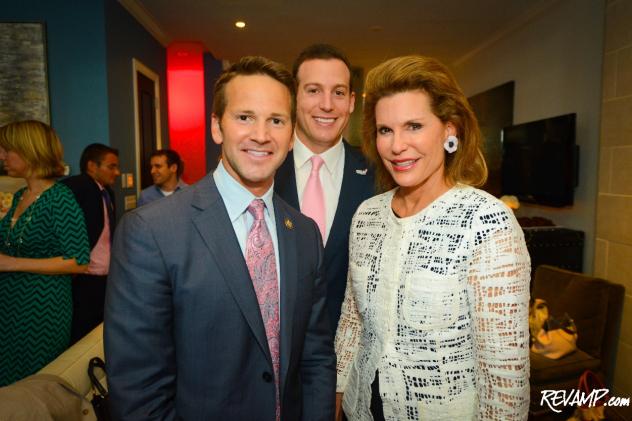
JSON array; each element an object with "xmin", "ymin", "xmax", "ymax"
[{"xmin": 88, "ymin": 357, "xmax": 112, "ymax": 421}]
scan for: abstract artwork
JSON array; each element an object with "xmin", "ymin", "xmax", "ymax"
[{"xmin": 0, "ymin": 22, "xmax": 50, "ymax": 177}]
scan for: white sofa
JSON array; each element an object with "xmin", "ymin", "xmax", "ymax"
[
  {"xmin": 39, "ymin": 322, "xmax": 106, "ymax": 398},
  {"xmin": 0, "ymin": 324, "xmax": 105, "ymax": 420}
]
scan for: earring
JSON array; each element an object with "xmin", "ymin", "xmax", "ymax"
[{"xmin": 444, "ymin": 135, "xmax": 458, "ymax": 153}]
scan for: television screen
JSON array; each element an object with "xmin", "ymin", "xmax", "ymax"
[{"xmin": 501, "ymin": 113, "xmax": 578, "ymax": 207}]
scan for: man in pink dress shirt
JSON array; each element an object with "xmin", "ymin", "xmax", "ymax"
[{"xmin": 61, "ymin": 143, "xmax": 121, "ymax": 343}]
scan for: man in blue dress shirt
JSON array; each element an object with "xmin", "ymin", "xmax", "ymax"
[
  {"xmin": 137, "ymin": 149, "xmax": 187, "ymax": 206},
  {"xmin": 105, "ymin": 56, "xmax": 335, "ymax": 420}
]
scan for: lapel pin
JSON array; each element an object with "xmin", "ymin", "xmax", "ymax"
[
  {"xmin": 356, "ymin": 168, "xmax": 368, "ymax": 175},
  {"xmin": 284, "ymin": 217, "xmax": 294, "ymax": 230}
]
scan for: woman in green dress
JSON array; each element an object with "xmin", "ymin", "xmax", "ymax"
[{"xmin": 0, "ymin": 120, "xmax": 90, "ymax": 386}]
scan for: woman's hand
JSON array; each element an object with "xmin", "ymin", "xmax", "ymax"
[
  {"xmin": 0, "ymin": 253, "xmax": 88, "ymax": 275},
  {"xmin": 0, "ymin": 252, "xmax": 16, "ymax": 272}
]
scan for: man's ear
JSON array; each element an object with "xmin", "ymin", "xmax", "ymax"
[
  {"xmin": 349, "ymin": 91, "xmax": 356, "ymax": 114},
  {"xmin": 211, "ymin": 114, "xmax": 223, "ymax": 145},
  {"xmin": 86, "ymin": 160, "xmax": 98, "ymax": 176}
]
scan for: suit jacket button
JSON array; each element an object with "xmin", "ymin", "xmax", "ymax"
[{"xmin": 262, "ymin": 372, "xmax": 273, "ymax": 382}]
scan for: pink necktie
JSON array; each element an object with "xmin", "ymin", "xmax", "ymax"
[
  {"xmin": 301, "ymin": 155, "xmax": 326, "ymax": 240},
  {"xmin": 246, "ymin": 199, "xmax": 280, "ymax": 420}
]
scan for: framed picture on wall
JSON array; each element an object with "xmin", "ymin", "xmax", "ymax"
[
  {"xmin": 0, "ymin": 22, "xmax": 50, "ymax": 180},
  {"xmin": 0, "ymin": 22, "xmax": 51, "ymax": 130}
]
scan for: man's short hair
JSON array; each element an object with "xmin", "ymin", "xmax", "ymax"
[
  {"xmin": 80, "ymin": 143, "xmax": 119, "ymax": 174},
  {"xmin": 212, "ymin": 56, "xmax": 296, "ymax": 123},
  {"xmin": 292, "ymin": 43, "xmax": 354, "ymax": 91},
  {"xmin": 151, "ymin": 148, "xmax": 184, "ymax": 178}
]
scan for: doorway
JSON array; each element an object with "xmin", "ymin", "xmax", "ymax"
[{"xmin": 132, "ymin": 59, "xmax": 162, "ymax": 195}]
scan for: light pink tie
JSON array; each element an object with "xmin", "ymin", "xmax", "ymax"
[
  {"xmin": 301, "ymin": 155, "xmax": 326, "ymax": 239},
  {"xmin": 245, "ymin": 199, "xmax": 280, "ymax": 420}
]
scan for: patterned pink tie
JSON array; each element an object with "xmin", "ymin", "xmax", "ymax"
[
  {"xmin": 246, "ymin": 199, "xmax": 280, "ymax": 420},
  {"xmin": 301, "ymin": 155, "xmax": 326, "ymax": 240}
]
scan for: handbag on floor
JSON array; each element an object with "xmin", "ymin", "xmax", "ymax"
[
  {"xmin": 88, "ymin": 357, "xmax": 111, "ymax": 421},
  {"xmin": 529, "ymin": 298, "xmax": 578, "ymax": 359},
  {"xmin": 567, "ymin": 370, "xmax": 607, "ymax": 421}
]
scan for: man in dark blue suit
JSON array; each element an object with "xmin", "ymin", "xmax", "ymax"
[
  {"xmin": 105, "ymin": 56, "xmax": 335, "ymax": 420},
  {"xmin": 275, "ymin": 44, "xmax": 375, "ymax": 332},
  {"xmin": 61, "ymin": 143, "xmax": 120, "ymax": 343}
]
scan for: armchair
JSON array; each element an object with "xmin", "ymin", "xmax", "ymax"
[{"xmin": 529, "ymin": 265, "xmax": 625, "ymax": 418}]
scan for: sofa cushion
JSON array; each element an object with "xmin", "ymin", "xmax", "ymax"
[
  {"xmin": 0, "ymin": 373, "xmax": 95, "ymax": 421},
  {"xmin": 38, "ymin": 323, "xmax": 105, "ymax": 398},
  {"xmin": 532, "ymin": 265, "xmax": 609, "ymax": 358},
  {"xmin": 530, "ymin": 349, "xmax": 601, "ymax": 384}
]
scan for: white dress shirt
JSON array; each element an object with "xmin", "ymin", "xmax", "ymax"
[{"xmin": 293, "ymin": 134, "xmax": 345, "ymax": 244}]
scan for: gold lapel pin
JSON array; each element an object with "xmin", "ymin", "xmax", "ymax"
[{"xmin": 284, "ymin": 217, "xmax": 294, "ymax": 230}]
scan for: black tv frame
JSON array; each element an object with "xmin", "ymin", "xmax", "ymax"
[{"xmin": 501, "ymin": 113, "xmax": 579, "ymax": 208}]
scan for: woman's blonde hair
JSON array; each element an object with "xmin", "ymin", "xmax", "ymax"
[
  {"xmin": 363, "ymin": 55, "xmax": 487, "ymax": 191},
  {"xmin": 0, "ymin": 120, "xmax": 65, "ymax": 179}
]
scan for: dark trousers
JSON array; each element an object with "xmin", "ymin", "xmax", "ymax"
[
  {"xmin": 70, "ymin": 274, "xmax": 107, "ymax": 344},
  {"xmin": 342, "ymin": 371, "xmax": 384, "ymax": 421},
  {"xmin": 371, "ymin": 371, "xmax": 385, "ymax": 421}
]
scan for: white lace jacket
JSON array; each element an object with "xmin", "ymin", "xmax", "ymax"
[{"xmin": 335, "ymin": 185, "xmax": 530, "ymax": 421}]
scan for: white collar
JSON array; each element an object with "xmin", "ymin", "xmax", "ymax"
[
  {"xmin": 292, "ymin": 134, "xmax": 344, "ymax": 175},
  {"xmin": 213, "ymin": 161, "xmax": 275, "ymax": 224}
]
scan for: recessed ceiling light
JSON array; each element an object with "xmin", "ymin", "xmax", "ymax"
[{"xmin": 235, "ymin": 21, "xmax": 246, "ymax": 29}]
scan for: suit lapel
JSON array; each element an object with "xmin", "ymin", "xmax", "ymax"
[
  {"xmin": 273, "ymin": 196, "xmax": 297, "ymax": 398},
  {"xmin": 278, "ymin": 144, "xmax": 368, "ymax": 256},
  {"xmin": 274, "ymin": 151, "xmax": 300, "ymax": 209},
  {"xmin": 104, "ymin": 186, "xmax": 116, "ymax": 232},
  {"xmin": 326, "ymin": 141, "xmax": 368, "ymax": 255},
  {"xmin": 190, "ymin": 176, "xmax": 271, "ymax": 362},
  {"xmin": 87, "ymin": 175, "xmax": 106, "ymax": 245}
]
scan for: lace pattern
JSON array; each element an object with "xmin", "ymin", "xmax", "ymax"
[{"xmin": 335, "ymin": 185, "xmax": 530, "ymax": 420}]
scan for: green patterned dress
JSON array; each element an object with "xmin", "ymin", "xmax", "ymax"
[{"xmin": 0, "ymin": 182, "xmax": 90, "ymax": 386}]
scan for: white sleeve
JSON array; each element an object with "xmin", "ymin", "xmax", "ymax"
[
  {"xmin": 467, "ymin": 203, "xmax": 531, "ymax": 420},
  {"xmin": 334, "ymin": 215, "xmax": 363, "ymax": 393}
]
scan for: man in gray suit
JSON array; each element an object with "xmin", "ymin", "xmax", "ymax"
[{"xmin": 104, "ymin": 56, "xmax": 336, "ymax": 420}]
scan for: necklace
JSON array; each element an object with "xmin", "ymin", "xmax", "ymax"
[
  {"xmin": 19, "ymin": 186, "xmax": 44, "ymax": 204},
  {"xmin": 20, "ymin": 193, "xmax": 41, "ymax": 201},
  {"xmin": 3, "ymin": 189, "xmax": 44, "ymax": 254}
]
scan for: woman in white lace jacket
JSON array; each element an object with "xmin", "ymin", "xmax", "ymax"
[{"xmin": 335, "ymin": 56, "xmax": 531, "ymax": 421}]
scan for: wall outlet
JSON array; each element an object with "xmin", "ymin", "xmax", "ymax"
[
  {"xmin": 120, "ymin": 173, "xmax": 135, "ymax": 188},
  {"xmin": 124, "ymin": 195, "xmax": 137, "ymax": 210}
]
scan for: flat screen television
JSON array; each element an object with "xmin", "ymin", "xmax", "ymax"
[{"xmin": 501, "ymin": 113, "xmax": 578, "ymax": 207}]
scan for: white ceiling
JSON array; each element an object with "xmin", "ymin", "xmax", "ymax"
[{"xmin": 121, "ymin": 0, "xmax": 561, "ymax": 71}]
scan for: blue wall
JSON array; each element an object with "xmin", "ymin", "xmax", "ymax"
[
  {"xmin": 2, "ymin": 0, "xmax": 168, "ymax": 218},
  {"xmin": 1, "ymin": 0, "xmax": 110, "ymax": 174},
  {"xmin": 104, "ymin": 0, "xmax": 167, "ymax": 217}
]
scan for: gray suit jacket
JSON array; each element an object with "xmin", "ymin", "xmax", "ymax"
[{"xmin": 104, "ymin": 174, "xmax": 336, "ymax": 420}]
